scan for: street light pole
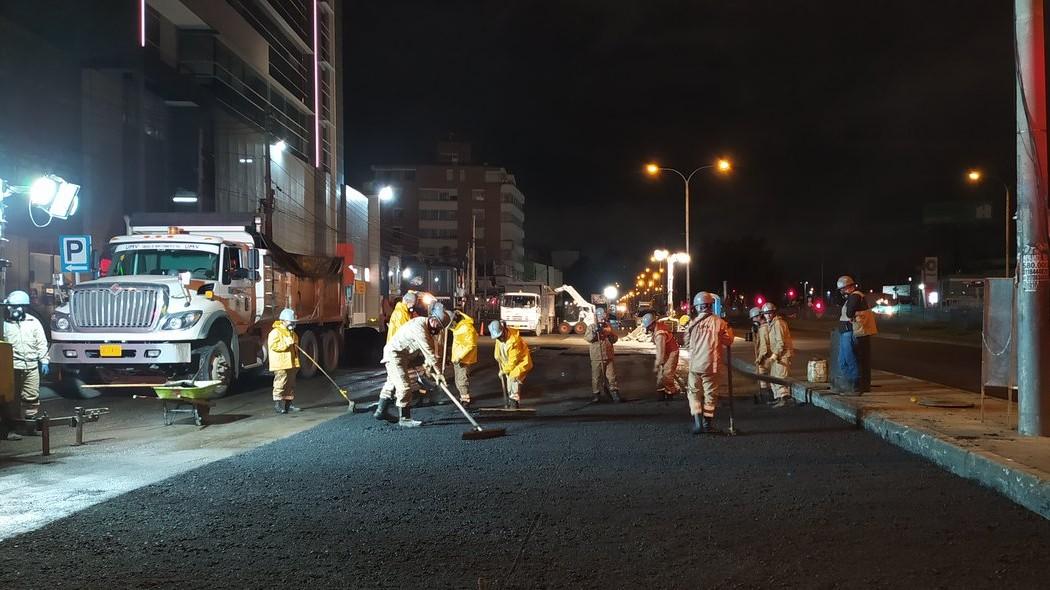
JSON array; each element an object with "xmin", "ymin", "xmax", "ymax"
[{"xmin": 1015, "ymin": 0, "xmax": 1050, "ymax": 436}]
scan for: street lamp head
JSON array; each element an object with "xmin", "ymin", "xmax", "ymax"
[
  {"xmin": 672, "ymin": 252, "xmax": 690, "ymax": 264},
  {"xmin": 716, "ymin": 158, "xmax": 732, "ymax": 173},
  {"xmin": 966, "ymin": 169, "xmax": 982, "ymax": 183},
  {"xmin": 378, "ymin": 185, "xmax": 395, "ymax": 201},
  {"xmin": 645, "ymin": 163, "xmax": 660, "ymax": 176},
  {"xmin": 653, "ymin": 249, "xmax": 669, "ymax": 262},
  {"xmin": 603, "ymin": 285, "xmax": 619, "ymax": 300}
]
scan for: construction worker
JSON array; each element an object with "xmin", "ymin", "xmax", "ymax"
[
  {"xmin": 762, "ymin": 302, "xmax": 794, "ymax": 407},
  {"xmin": 837, "ymin": 275, "xmax": 878, "ymax": 393},
  {"xmin": 585, "ymin": 306, "xmax": 622, "ymax": 403},
  {"xmin": 683, "ymin": 292, "xmax": 735, "ymax": 434},
  {"xmin": 3, "ymin": 290, "xmax": 49, "ymax": 420},
  {"xmin": 750, "ymin": 306, "xmax": 772, "ymax": 404},
  {"xmin": 268, "ymin": 308, "xmax": 302, "ymax": 414},
  {"xmin": 447, "ymin": 310, "xmax": 477, "ymax": 407},
  {"xmin": 374, "ymin": 314, "xmax": 445, "ymax": 426},
  {"xmin": 489, "ymin": 320, "xmax": 533, "ymax": 409},
  {"xmin": 386, "ymin": 291, "xmax": 418, "ymax": 343},
  {"xmin": 642, "ymin": 313, "xmax": 679, "ymax": 400}
]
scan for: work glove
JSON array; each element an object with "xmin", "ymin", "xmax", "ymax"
[{"xmin": 40, "ymin": 362, "xmax": 50, "ymax": 376}]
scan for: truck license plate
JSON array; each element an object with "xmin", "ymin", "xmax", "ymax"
[{"xmin": 99, "ymin": 344, "xmax": 123, "ymax": 357}]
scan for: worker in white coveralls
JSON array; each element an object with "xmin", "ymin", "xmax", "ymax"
[
  {"xmin": 683, "ymin": 291, "xmax": 734, "ymax": 435},
  {"xmin": 762, "ymin": 302, "xmax": 795, "ymax": 407},
  {"xmin": 3, "ymin": 290, "xmax": 49, "ymax": 420},
  {"xmin": 374, "ymin": 314, "xmax": 446, "ymax": 427},
  {"xmin": 642, "ymin": 312, "xmax": 680, "ymax": 400}
]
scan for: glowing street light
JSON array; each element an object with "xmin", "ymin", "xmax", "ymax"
[
  {"xmin": 644, "ymin": 157, "xmax": 733, "ymax": 297},
  {"xmin": 603, "ymin": 285, "xmax": 619, "ymax": 301},
  {"xmin": 378, "ymin": 185, "xmax": 395, "ymax": 202},
  {"xmin": 965, "ymin": 167, "xmax": 1011, "ymax": 277}
]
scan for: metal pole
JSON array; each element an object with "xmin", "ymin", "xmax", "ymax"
[
  {"xmin": 666, "ymin": 258, "xmax": 674, "ymax": 315},
  {"xmin": 1015, "ymin": 0, "xmax": 1050, "ymax": 436},
  {"xmin": 684, "ymin": 178, "xmax": 690, "ymax": 300},
  {"xmin": 263, "ymin": 139, "xmax": 274, "ymax": 239},
  {"xmin": 1005, "ymin": 184, "xmax": 1012, "ymax": 277}
]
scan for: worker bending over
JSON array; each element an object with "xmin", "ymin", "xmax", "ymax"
[
  {"xmin": 374, "ymin": 314, "xmax": 447, "ymax": 426},
  {"xmin": 489, "ymin": 320, "xmax": 533, "ymax": 409},
  {"xmin": 642, "ymin": 313, "xmax": 680, "ymax": 400}
]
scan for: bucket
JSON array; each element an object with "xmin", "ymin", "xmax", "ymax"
[{"xmin": 807, "ymin": 359, "xmax": 828, "ymax": 383}]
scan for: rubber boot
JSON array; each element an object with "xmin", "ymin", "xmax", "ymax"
[
  {"xmin": 398, "ymin": 405, "xmax": 422, "ymax": 428},
  {"xmin": 610, "ymin": 389, "xmax": 623, "ymax": 403},
  {"xmin": 702, "ymin": 416, "xmax": 721, "ymax": 434},
  {"xmin": 284, "ymin": 400, "xmax": 302, "ymax": 413},
  {"xmin": 591, "ymin": 392, "xmax": 602, "ymax": 403},
  {"xmin": 275, "ymin": 401, "xmax": 286, "ymax": 414},
  {"xmin": 374, "ymin": 397, "xmax": 395, "ymax": 422},
  {"xmin": 691, "ymin": 414, "xmax": 703, "ymax": 435}
]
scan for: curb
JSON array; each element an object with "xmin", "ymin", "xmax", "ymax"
[{"xmin": 729, "ymin": 355, "xmax": 1050, "ymax": 520}]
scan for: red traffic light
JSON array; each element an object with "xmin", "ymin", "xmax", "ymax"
[
  {"xmin": 787, "ymin": 289, "xmax": 796, "ymax": 298},
  {"xmin": 756, "ymin": 295, "xmax": 765, "ymax": 306}
]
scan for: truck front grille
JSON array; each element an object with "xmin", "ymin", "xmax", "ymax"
[{"xmin": 72, "ymin": 287, "xmax": 161, "ymax": 329}]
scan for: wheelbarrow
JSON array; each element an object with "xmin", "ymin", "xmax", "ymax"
[{"xmin": 133, "ymin": 380, "xmax": 223, "ymax": 426}]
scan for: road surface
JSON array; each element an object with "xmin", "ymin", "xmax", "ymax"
[{"xmin": 1, "ymin": 333, "xmax": 1047, "ymax": 588}]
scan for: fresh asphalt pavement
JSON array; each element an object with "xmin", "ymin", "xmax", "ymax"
[{"xmin": 2, "ymin": 334, "xmax": 1049, "ymax": 589}]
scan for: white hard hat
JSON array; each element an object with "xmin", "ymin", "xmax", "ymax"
[
  {"xmin": 693, "ymin": 291, "xmax": 715, "ymax": 309},
  {"xmin": 595, "ymin": 307, "xmax": 607, "ymax": 318},
  {"xmin": 761, "ymin": 302, "xmax": 777, "ymax": 313},
  {"xmin": 836, "ymin": 275, "xmax": 856, "ymax": 290},
  {"xmin": 5, "ymin": 290, "xmax": 30, "ymax": 306},
  {"xmin": 279, "ymin": 308, "xmax": 297, "ymax": 323},
  {"xmin": 641, "ymin": 313, "xmax": 656, "ymax": 328},
  {"xmin": 488, "ymin": 320, "xmax": 505, "ymax": 338},
  {"xmin": 748, "ymin": 306, "xmax": 762, "ymax": 319},
  {"xmin": 403, "ymin": 291, "xmax": 418, "ymax": 306}
]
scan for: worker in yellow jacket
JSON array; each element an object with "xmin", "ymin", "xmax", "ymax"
[
  {"xmin": 447, "ymin": 310, "xmax": 478, "ymax": 406},
  {"xmin": 386, "ymin": 291, "xmax": 418, "ymax": 343},
  {"xmin": 268, "ymin": 308, "xmax": 302, "ymax": 414},
  {"xmin": 489, "ymin": 320, "xmax": 532, "ymax": 409}
]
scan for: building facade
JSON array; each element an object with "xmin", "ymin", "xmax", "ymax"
[
  {"xmin": 0, "ymin": 0, "xmax": 346, "ymax": 294},
  {"xmin": 372, "ymin": 142, "xmax": 526, "ymax": 293}
]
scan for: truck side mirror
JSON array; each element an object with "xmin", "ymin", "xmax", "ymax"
[{"xmin": 248, "ymin": 248, "xmax": 259, "ymax": 270}]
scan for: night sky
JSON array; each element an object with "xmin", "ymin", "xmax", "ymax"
[{"xmin": 345, "ymin": 1, "xmax": 1015, "ymax": 295}]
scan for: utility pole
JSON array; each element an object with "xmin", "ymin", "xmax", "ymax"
[
  {"xmin": 262, "ymin": 139, "xmax": 274, "ymax": 239},
  {"xmin": 470, "ymin": 213, "xmax": 476, "ymax": 298},
  {"xmin": 1015, "ymin": 0, "xmax": 1050, "ymax": 436}
]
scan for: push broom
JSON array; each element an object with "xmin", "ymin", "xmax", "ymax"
[{"xmin": 296, "ymin": 345, "xmax": 355, "ymax": 412}]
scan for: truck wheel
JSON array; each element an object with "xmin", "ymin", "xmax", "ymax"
[
  {"xmin": 298, "ymin": 329, "xmax": 320, "ymax": 379},
  {"xmin": 197, "ymin": 340, "xmax": 233, "ymax": 397},
  {"xmin": 320, "ymin": 329, "xmax": 341, "ymax": 373},
  {"xmin": 573, "ymin": 322, "xmax": 587, "ymax": 335},
  {"xmin": 558, "ymin": 322, "xmax": 572, "ymax": 335}
]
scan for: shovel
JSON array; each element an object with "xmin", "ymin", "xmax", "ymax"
[{"xmin": 296, "ymin": 345, "xmax": 355, "ymax": 412}]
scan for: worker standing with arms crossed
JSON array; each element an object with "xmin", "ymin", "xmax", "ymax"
[
  {"xmin": 585, "ymin": 306, "xmax": 622, "ymax": 403},
  {"xmin": 642, "ymin": 312, "xmax": 680, "ymax": 400},
  {"xmin": 489, "ymin": 320, "xmax": 532, "ymax": 409},
  {"xmin": 762, "ymin": 302, "xmax": 795, "ymax": 407},
  {"xmin": 683, "ymin": 292, "xmax": 734, "ymax": 434},
  {"xmin": 268, "ymin": 308, "xmax": 302, "ymax": 414}
]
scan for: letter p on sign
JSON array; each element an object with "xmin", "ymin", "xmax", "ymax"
[{"xmin": 60, "ymin": 235, "xmax": 92, "ymax": 272}]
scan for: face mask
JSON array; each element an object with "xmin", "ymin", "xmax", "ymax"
[{"xmin": 8, "ymin": 307, "xmax": 25, "ymax": 321}]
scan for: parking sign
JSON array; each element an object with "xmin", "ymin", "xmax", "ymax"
[{"xmin": 60, "ymin": 235, "xmax": 92, "ymax": 272}]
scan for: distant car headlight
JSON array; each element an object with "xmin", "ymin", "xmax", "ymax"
[
  {"xmin": 51, "ymin": 313, "xmax": 71, "ymax": 331},
  {"xmin": 162, "ymin": 311, "xmax": 203, "ymax": 331}
]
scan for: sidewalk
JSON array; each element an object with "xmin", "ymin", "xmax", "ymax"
[{"xmin": 729, "ymin": 337, "xmax": 1050, "ymax": 520}]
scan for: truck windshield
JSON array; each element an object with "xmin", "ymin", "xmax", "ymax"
[
  {"xmin": 502, "ymin": 295, "xmax": 538, "ymax": 309},
  {"xmin": 110, "ymin": 247, "xmax": 220, "ymax": 280}
]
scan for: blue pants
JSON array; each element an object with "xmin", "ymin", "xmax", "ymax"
[{"xmin": 837, "ymin": 332, "xmax": 871, "ymax": 393}]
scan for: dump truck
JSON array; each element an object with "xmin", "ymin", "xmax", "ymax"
[
  {"xmin": 500, "ymin": 283, "xmax": 557, "ymax": 335},
  {"xmin": 47, "ymin": 214, "xmax": 363, "ymax": 396}
]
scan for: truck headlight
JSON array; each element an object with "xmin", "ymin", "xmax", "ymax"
[
  {"xmin": 162, "ymin": 311, "xmax": 203, "ymax": 331},
  {"xmin": 51, "ymin": 313, "xmax": 71, "ymax": 331}
]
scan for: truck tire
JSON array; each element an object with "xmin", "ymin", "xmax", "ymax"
[
  {"xmin": 298, "ymin": 329, "xmax": 320, "ymax": 379},
  {"xmin": 573, "ymin": 322, "xmax": 587, "ymax": 335},
  {"xmin": 196, "ymin": 340, "xmax": 233, "ymax": 397},
  {"xmin": 558, "ymin": 322, "xmax": 572, "ymax": 335},
  {"xmin": 320, "ymin": 329, "xmax": 341, "ymax": 373}
]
